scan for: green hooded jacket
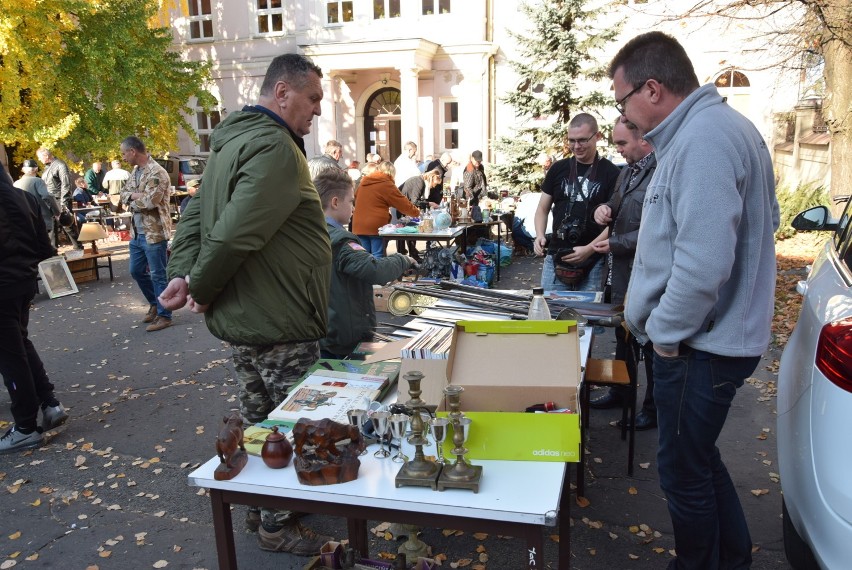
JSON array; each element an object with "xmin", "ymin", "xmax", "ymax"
[
  {"xmin": 167, "ymin": 108, "xmax": 331, "ymax": 345},
  {"xmin": 320, "ymin": 220, "xmax": 410, "ymax": 356}
]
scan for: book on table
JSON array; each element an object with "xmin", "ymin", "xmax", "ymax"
[
  {"xmin": 267, "ymin": 369, "xmax": 387, "ymax": 423},
  {"xmin": 243, "ymin": 419, "xmax": 296, "ymax": 456},
  {"xmin": 306, "ymin": 358, "xmax": 401, "ymax": 399}
]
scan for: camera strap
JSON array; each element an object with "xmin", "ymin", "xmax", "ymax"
[{"xmin": 559, "ymin": 154, "xmax": 599, "ymax": 230}]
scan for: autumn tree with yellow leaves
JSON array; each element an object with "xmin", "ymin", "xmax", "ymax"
[{"xmin": 0, "ymin": 0, "xmax": 214, "ymax": 168}]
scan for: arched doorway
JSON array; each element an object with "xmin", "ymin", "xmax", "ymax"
[
  {"xmin": 714, "ymin": 68, "xmax": 752, "ymax": 117},
  {"xmin": 364, "ymin": 87, "xmax": 401, "ymax": 162}
]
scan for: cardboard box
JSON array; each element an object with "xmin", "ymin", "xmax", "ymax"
[{"xmin": 439, "ymin": 320, "xmax": 582, "ymax": 462}]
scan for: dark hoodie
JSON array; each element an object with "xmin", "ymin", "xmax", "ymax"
[{"xmin": 0, "ymin": 169, "xmax": 56, "ymax": 299}]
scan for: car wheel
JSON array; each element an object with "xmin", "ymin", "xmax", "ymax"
[{"xmin": 783, "ymin": 497, "xmax": 819, "ymax": 569}]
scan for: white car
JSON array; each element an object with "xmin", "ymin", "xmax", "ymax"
[{"xmin": 778, "ymin": 198, "xmax": 852, "ymax": 569}]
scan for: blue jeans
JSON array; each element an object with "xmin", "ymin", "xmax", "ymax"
[
  {"xmin": 654, "ymin": 345, "xmax": 759, "ymax": 569},
  {"xmin": 129, "ymin": 234, "xmax": 171, "ymax": 319},
  {"xmin": 357, "ymin": 235, "xmax": 384, "ymax": 258},
  {"xmin": 540, "ymin": 254, "xmax": 603, "ymax": 291}
]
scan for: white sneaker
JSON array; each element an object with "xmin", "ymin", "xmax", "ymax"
[
  {"xmin": 0, "ymin": 426, "xmax": 44, "ymax": 454},
  {"xmin": 42, "ymin": 404, "xmax": 69, "ymax": 431}
]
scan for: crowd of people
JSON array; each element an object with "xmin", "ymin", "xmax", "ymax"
[{"xmin": 2, "ymin": 31, "xmax": 779, "ymax": 570}]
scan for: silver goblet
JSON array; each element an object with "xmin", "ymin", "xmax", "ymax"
[
  {"xmin": 371, "ymin": 411, "xmax": 391, "ymax": 458},
  {"xmin": 429, "ymin": 417, "xmax": 450, "ymax": 464},
  {"xmin": 389, "ymin": 414, "xmax": 410, "ymax": 463},
  {"xmin": 346, "ymin": 408, "xmax": 368, "ymax": 456}
]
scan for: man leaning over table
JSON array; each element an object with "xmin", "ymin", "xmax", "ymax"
[{"xmin": 158, "ymin": 52, "xmax": 333, "ymax": 557}]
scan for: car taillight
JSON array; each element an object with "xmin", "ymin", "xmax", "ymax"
[
  {"xmin": 816, "ymin": 318, "xmax": 852, "ymax": 390},
  {"xmin": 178, "ymin": 172, "xmax": 185, "ymax": 187}
]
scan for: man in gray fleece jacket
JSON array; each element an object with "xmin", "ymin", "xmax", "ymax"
[{"xmin": 610, "ymin": 32, "xmax": 779, "ymax": 570}]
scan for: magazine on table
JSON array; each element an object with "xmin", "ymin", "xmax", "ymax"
[{"xmin": 268, "ymin": 383, "xmax": 379, "ymax": 424}]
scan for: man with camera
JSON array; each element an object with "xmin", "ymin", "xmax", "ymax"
[{"xmin": 533, "ymin": 113, "xmax": 620, "ymax": 291}]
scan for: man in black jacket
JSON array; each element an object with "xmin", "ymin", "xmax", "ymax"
[
  {"xmin": 0, "ymin": 169, "xmax": 68, "ymax": 453},
  {"xmin": 589, "ymin": 118, "xmax": 656, "ymax": 428}
]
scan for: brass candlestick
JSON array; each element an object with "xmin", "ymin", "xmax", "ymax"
[
  {"xmin": 402, "ymin": 371, "xmax": 426, "ymax": 409},
  {"xmin": 395, "ymin": 370, "xmax": 442, "ymax": 490},
  {"xmin": 437, "ymin": 385, "xmax": 482, "ymax": 493}
]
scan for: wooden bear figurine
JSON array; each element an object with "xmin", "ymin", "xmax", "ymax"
[{"xmin": 214, "ymin": 412, "xmax": 248, "ymax": 480}]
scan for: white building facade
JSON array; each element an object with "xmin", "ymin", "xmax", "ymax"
[{"xmin": 161, "ymin": 0, "xmax": 808, "ymax": 188}]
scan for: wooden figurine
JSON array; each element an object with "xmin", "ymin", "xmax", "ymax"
[
  {"xmin": 293, "ymin": 418, "xmax": 366, "ymax": 485},
  {"xmin": 214, "ymin": 412, "xmax": 248, "ymax": 481}
]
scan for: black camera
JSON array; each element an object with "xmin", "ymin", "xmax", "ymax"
[{"xmin": 557, "ymin": 218, "xmax": 584, "ymax": 245}]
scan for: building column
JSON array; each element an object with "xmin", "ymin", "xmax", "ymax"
[
  {"xmin": 398, "ymin": 66, "xmax": 421, "ymax": 150},
  {"xmin": 460, "ymin": 67, "xmax": 486, "ymax": 155}
]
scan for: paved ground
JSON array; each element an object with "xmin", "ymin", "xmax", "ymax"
[{"xmin": 0, "ymin": 243, "xmax": 788, "ymax": 569}]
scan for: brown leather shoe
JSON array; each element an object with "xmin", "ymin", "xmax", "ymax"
[
  {"xmin": 145, "ymin": 316, "xmax": 172, "ymax": 332},
  {"xmin": 142, "ymin": 305, "xmax": 157, "ymax": 323},
  {"xmin": 257, "ymin": 522, "xmax": 332, "ymax": 556}
]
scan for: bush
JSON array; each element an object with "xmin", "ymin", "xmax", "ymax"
[{"xmin": 775, "ymin": 182, "xmax": 828, "ymax": 240}]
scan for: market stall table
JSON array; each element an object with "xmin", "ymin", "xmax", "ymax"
[
  {"xmin": 189, "ymin": 440, "xmax": 572, "ymax": 570},
  {"xmin": 189, "ymin": 309, "xmax": 591, "ymax": 569},
  {"xmin": 380, "ymin": 223, "xmax": 505, "ymax": 282}
]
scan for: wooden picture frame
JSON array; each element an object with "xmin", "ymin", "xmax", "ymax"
[{"xmin": 38, "ymin": 256, "xmax": 79, "ymax": 299}]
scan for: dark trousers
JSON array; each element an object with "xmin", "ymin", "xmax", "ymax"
[
  {"xmin": 655, "ymin": 345, "xmax": 759, "ymax": 569},
  {"xmin": 0, "ymin": 286, "xmax": 56, "ymax": 431},
  {"xmin": 396, "ymin": 239, "xmax": 419, "ymax": 259},
  {"xmin": 609, "ymin": 325, "xmax": 655, "ymax": 414}
]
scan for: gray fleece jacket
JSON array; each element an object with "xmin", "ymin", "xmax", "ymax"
[{"xmin": 625, "ymin": 84, "xmax": 779, "ymax": 356}]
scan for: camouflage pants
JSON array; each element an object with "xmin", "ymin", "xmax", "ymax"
[
  {"xmin": 231, "ymin": 340, "xmax": 319, "ymax": 424},
  {"xmin": 231, "ymin": 340, "xmax": 319, "ymax": 530}
]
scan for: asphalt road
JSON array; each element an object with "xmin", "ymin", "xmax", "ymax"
[{"xmin": 0, "ymin": 244, "xmax": 789, "ymax": 569}]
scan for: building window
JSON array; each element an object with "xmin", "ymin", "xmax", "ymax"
[
  {"xmin": 327, "ymin": 1, "xmax": 354, "ymax": 24},
  {"xmin": 256, "ymin": 0, "xmax": 284, "ymax": 34},
  {"xmin": 421, "ymin": 0, "xmax": 450, "ymax": 15},
  {"xmin": 440, "ymin": 99, "xmax": 459, "ymax": 150},
  {"xmin": 188, "ymin": 0, "xmax": 214, "ymax": 40},
  {"xmin": 373, "ymin": 0, "xmax": 400, "ymax": 19},
  {"xmin": 196, "ymin": 108, "xmax": 222, "ymax": 153},
  {"xmin": 714, "ymin": 69, "xmax": 751, "ymax": 88}
]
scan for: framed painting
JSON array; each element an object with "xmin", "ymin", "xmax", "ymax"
[{"xmin": 38, "ymin": 256, "xmax": 79, "ymax": 299}]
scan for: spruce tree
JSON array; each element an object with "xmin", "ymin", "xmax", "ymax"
[{"xmin": 491, "ymin": 0, "xmax": 621, "ymax": 193}]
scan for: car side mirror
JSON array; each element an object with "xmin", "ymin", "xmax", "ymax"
[{"xmin": 792, "ymin": 206, "xmax": 836, "ymax": 231}]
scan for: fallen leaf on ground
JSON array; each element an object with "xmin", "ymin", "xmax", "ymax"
[
  {"xmin": 628, "ymin": 486, "xmax": 638, "ymax": 495},
  {"xmin": 751, "ymin": 489, "xmax": 769, "ymax": 496},
  {"xmin": 576, "ymin": 496, "xmax": 590, "ymax": 508}
]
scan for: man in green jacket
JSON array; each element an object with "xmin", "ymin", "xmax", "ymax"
[
  {"xmin": 314, "ymin": 168, "xmax": 415, "ymax": 358},
  {"xmin": 160, "ymin": 53, "xmax": 332, "ymax": 556}
]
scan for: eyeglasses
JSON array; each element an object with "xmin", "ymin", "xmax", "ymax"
[
  {"xmin": 567, "ymin": 132, "xmax": 599, "ymax": 146},
  {"xmin": 615, "ymin": 81, "xmax": 647, "ymax": 115}
]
